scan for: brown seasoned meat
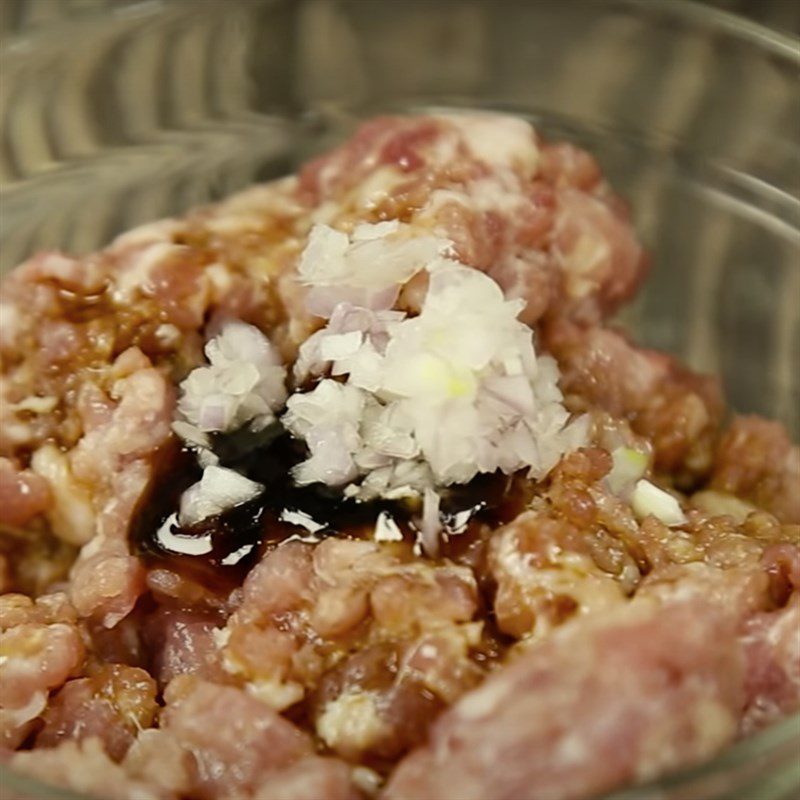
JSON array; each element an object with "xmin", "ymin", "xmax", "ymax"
[
  {"xmin": 487, "ymin": 449, "xmax": 636, "ymax": 640},
  {"xmin": 489, "ymin": 510, "xmax": 629, "ymax": 639},
  {"xmin": 710, "ymin": 416, "xmax": 800, "ymax": 524},
  {"xmin": 542, "ymin": 319, "xmax": 724, "ymax": 485},
  {"xmin": 487, "ymin": 446, "xmax": 798, "ymax": 643},
  {"xmin": 0, "ymin": 189, "xmax": 302, "ymax": 461}
]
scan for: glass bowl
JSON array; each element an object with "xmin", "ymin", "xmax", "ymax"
[{"xmin": 1, "ymin": 1, "xmax": 798, "ymax": 799}]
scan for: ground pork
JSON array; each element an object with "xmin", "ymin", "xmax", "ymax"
[
  {"xmin": 34, "ymin": 665, "xmax": 158, "ymax": 759},
  {"xmin": 487, "ymin": 447, "xmax": 798, "ymax": 643},
  {"xmin": 709, "ymin": 416, "xmax": 800, "ymax": 524},
  {"xmin": 9, "ymin": 737, "xmax": 176, "ymax": 800},
  {"xmin": 219, "ymin": 537, "xmax": 482, "ymax": 761},
  {"xmin": 383, "ymin": 596, "xmax": 744, "ymax": 800},
  {"xmin": 0, "ymin": 593, "xmax": 84, "ymax": 745},
  {"xmin": 0, "ymin": 112, "xmax": 797, "ymax": 800},
  {"xmin": 542, "ymin": 319, "xmax": 724, "ymax": 485},
  {"xmin": 159, "ymin": 676, "xmax": 363, "ymax": 800},
  {"xmin": 298, "ymin": 114, "xmax": 646, "ymax": 327}
]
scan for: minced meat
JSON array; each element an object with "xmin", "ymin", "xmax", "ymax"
[{"xmin": 1, "ymin": 113, "xmax": 797, "ymax": 800}]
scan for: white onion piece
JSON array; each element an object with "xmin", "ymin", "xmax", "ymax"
[
  {"xmin": 319, "ymin": 331, "xmax": 364, "ymax": 361},
  {"xmin": 284, "ymin": 381, "xmax": 365, "ymax": 487},
  {"xmin": 631, "ymin": 479, "xmax": 687, "ymax": 527},
  {"xmin": 298, "ymin": 222, "xmax": 451, "ymax": 318},
  {"xmin": 304, "ymin": 285, "xmax": 399, "ymax": 318},
  {"xmin": 284, "ymin": 263, "xmax": 587, "ymax": 508},
  {"xmin": 352, "ymin": 220, "xmax": 401, "ymax": 240},
  {"xmin": 294, "ymin": 305, "xmax": 403, "ymax": 385},
  {"xmin": 155, "ymin": 513, "xmax": 213, "ymax": 556},
  {"xmin": 606, "ymin": 447, "xmax": 648, "ymax": 498},
  {"xmin": 171, "ymin": 420, "xmax": 211, "ymax": 451},
  {"xmin": 279, "ymin": 509, "xmax": 326, "ymax": 534},
  {"xmin": 176, "ymin": 321, "xmax": 287, "ymax": 436},
  {"xmin": 374, "ymin": 510, "xmax": 403, "ymax": 542},
  {"xmin": 178, "ymin": 466, "xmax": 263, "ymax": 528},
  {"xmin": 419, "ymin": 489, "xmax": 442, "ymax": 557},
  {"xmin": 298, "ymin": 222, "xmax": 449, "ymax": 289}
]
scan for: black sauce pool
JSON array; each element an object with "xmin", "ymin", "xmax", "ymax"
[{"xmin": 131, "ymin": 427, "xmax": 531, "ymax": 591}]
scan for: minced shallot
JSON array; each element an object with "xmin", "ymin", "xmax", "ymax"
[
  {"xmin": 284, "ymin": 223, "xmax": 588, "ymax": 521},
  {"xmin": 298, "ymin": 221, "xmax": 451, "ymax": 317},
  {"xmin": 178, "ymin": 465, "xmax": 264, "ymax": 528},
  {"xmin": 171, "ymin": 222, "xmax": 588, "ymax": 547},
  {"xmin": 177, "ymin": 320, "xmax": 287, "ymax": 436}
]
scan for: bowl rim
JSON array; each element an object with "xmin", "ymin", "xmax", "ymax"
[
  {"xmin": 0, "ymin": 0, "xmax": 798, "ymax": 62},
  {"xmin": 620, "ymin": 0, "xmax": 800, "ymax": 61}
]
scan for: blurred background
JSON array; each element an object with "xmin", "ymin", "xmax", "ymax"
[
  {"xmin": 0, "ymin": 0, "xmax": 798, "ymax": 434},
  {"xmin": 1, "ymin": 0, "xmax": 799, "ymax": 38}
]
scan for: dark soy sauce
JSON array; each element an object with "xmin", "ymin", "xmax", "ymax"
[{"xmin": 131, "ymin": 425, "xmax": 531, "ymax": 590}]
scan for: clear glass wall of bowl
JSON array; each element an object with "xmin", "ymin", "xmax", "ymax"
[{"xmin": 0, "ymin": 1, "xmax": 798, "ymax": 799}]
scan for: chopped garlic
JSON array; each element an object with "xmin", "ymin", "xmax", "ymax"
[{"xmin": 631, "ymin": 479, "xmax": 687, "ymax": 527}]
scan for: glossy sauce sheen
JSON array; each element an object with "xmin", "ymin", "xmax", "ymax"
[{"xmin": 132, "ymin": 428, "xmax": 532, "ymax": 592}]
